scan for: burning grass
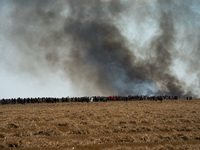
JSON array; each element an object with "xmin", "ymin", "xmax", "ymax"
[{"xmin": 0, "ymin": 99, "xmax": 200, "ymax": 149}]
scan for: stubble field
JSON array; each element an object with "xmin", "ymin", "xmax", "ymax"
[{"xmin": 0, "ymin": 99, "xmax": 200, "ymax": 150}]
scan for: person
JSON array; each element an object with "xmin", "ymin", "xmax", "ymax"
[
  {"xmin": 90, "ymin": 97, "xmax": 93, "ymax": 102},
  {"xmin": 14, "ymin": 98, "xmax": 16, "ymax": 104},
  {"xmin": 2, "ymin": 98, "xmax": 4, "ymax": 105},
  {"xmin": 160, "ymin": 96, "xmax": 163, "ymax": 102},
  {"xmin": 20, "ymin": 98, "xmax": 23, "ymax": 104},
  {"xmin": 82, "ymin": 97, "xmax": 84, "ymax": 103}
]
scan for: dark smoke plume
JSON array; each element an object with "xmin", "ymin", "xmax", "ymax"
[
  {"xmin": 2, "ymin": 0, "xmax": 200, "ymax": 97},
  {"xmin": 63, "ymin": 0, "xmax": 154, "ymax": 95},
  {"xmin": 145, "ymin": 1, "xmax": 186, "ymax": 96}
]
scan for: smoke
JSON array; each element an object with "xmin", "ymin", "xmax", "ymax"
[
  {"xmin": 63, "ymin": 0, "xmax": 156, "ymax": 95},
  {"xmin": 1, "ymin": 0, "xmax": 200, "ymax": 97},
  {"xmin": 144, "ymin": 1, "xmax": 185, "ymax": 96}
]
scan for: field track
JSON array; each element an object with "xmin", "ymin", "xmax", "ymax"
[{"xmin": 0, "ymin": 99, "xmax": 200, "ymax": 149}]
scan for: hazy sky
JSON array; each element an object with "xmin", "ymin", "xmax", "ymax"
[{"xmin": 0, "ymin": 0, "xmax": 200, "ymax": 99}]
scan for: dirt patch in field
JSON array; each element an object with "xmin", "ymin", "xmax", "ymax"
[{"xmin": 0, "ymin": 99, "xmax": 200, "ymax": 149}]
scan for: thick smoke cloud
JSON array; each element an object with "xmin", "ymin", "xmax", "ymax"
[
  {"xmin": 144, "ymin": 0, "xmax": 187, "ymax": 96},
  {"xmin": 1, "ymin": 0, "xmax": 200, "ymax": 97},
  {"xmin": 63, "ymin": 0, "xmax": 155, "ymax": 95}
]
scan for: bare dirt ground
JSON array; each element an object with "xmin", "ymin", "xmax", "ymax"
[{"xmin": 0, "ymin": 99, "xmax": 200, "ymax": 150}]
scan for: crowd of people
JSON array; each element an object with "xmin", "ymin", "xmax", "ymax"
[
  {"xmin": 0, "ymin": 95, "xmax": 190, "ymax": 105},
  {"xmin": 186, "ymin": 96, "xmax": 193, "ymax": 100}
]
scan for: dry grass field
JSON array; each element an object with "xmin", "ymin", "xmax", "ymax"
[{"xmin": 0, "ymin": 99, "xmax": 200, "ymax": 150}]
